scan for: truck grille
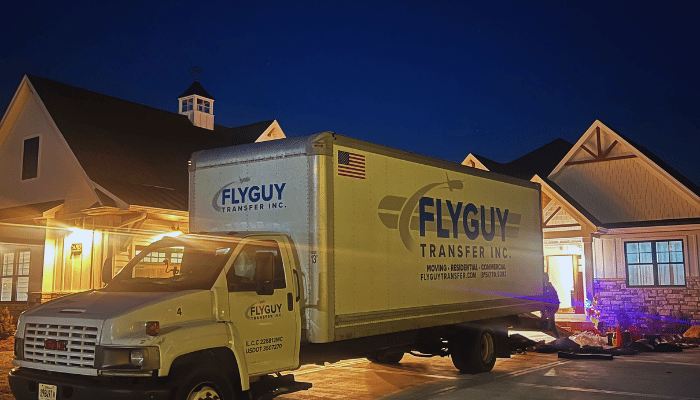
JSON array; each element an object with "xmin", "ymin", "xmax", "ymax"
[{"xmin": 24, "ymin": 323, "xmax": 99, "ymax": 368}]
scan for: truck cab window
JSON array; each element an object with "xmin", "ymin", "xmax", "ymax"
[
  {"xmin": 104, "ymin": 238, "xmax": 232, "ymax": 292},
  {"xmin": 227, "ymin": 240, "xmax": 286, "ymax": 292}
]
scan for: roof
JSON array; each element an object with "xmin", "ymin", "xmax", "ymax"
[
  {"xmin": 177, "ymin": 80, "xmax": 216, "ymax": 100},
  {"xmin": 601, "ymin": 217, "xmax": 700, "ymax": 229},
  {"xmin": 27, "ymin": 75, "xmax": 274, "ymax": 211},
  {"xmin": 0, "ymin": 200, "xmax": 64, "ymax": 221},
  {"xmin": 472, "ymin": 138, "xmax": 574, "ymax": 180},
  {"xmin": 601, "ymin": 122, "xmax": 700, "ymax": 199},
  {"xmin": 475, "ymin": 124, "xmax": 700, "ymax": 228},
  {"xmin": 537, "ymin": 175, "xmax": 602, "ymax": 227},
  {"xmin": 468, "ymin": 153, "xmax": 509, "ymax": 175}
]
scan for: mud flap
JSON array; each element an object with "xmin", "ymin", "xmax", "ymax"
[{"xmin": 495, "ymin": 329, "xmax": 511, "ymax": 358}]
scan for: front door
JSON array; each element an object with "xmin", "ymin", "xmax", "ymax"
[
  {"xmin": 226, "ymin": 236, "xmax": 300, "ymax": 375},
  {"xmin": 547, "ymin": 255, "xmax": 574, "ymax": 310}
]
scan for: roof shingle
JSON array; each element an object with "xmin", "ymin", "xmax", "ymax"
[{"xmin": 27, "ymin": 75, "xmax": 274, "ymax": 210}]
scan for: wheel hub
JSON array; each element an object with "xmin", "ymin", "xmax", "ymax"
[
  {"xmin": 187, "ymin": 383, "xmax": 221, "ymax": 400},
  {"xmin": 479, "ymin": 333, "xmax": 494, "ymax": 363}
]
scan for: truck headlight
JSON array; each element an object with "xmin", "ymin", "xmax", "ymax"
[
  {"xmin": 95, "ymin": 346, "xmax": 159, "ymax": 370},
  {"xmin": 129, "ymin": 349, "xmax": 145, "ymax": 367}
]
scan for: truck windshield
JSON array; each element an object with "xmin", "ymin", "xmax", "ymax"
[{"xmin": 103, "ymin": 237, "xmax": 233, "ymax": 292}]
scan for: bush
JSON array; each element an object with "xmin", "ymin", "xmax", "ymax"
[{"xmin": 0, "ymin": 307, "xmax": 15, "ymax": 340}]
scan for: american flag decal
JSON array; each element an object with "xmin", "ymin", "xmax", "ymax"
[{"xmin": 338, "ymin": 150, "xmax": 366, "ymax": 179}]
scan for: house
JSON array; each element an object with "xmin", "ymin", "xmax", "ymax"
[
  {"xmin": 463, "ymin": 120, "xmax": 700, "ymax": 328},
  {"xmin": 0, "ymin": 75, "xmax": 286, "ymax": 315}
]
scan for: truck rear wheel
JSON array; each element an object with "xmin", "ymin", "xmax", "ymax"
[
  {"xmin": 175, "ymin": 371, "xmax": 236, "ymax": 400},
  {"xmin": 450, "ymin": 328, "xmax": 496, "ymax": 374},
  {"xmin": 368, "ymin": 352, "xmax": 404, "ymax": 364}
]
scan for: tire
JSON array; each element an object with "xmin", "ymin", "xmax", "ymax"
[
  {"xmin": 174, "ymin": 370, "xmax": 236, "ymax": 400},
  {"xmin": 368, "ymin": 352, "xmax": 404, "ymax": 364},
  {"xmin": 450, "ymin": 328, "xmax": 497, "ymax": 374}
]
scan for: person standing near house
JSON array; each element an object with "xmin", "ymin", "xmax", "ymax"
[{"xmin": 542, "ymin": 274, "xmax": 560, "ymax": 337}]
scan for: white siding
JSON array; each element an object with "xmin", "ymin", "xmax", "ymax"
[{"xmin": 0, "ymin": 91, "xmax": 96, "ymax": 212}]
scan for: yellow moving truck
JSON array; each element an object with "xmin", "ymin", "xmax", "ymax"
[{"xmin": 10, "ymin": 133, "xmax": 545, "ymax": 400}]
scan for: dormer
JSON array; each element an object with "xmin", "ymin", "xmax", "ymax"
[{"xmin": 177, "ymin": 81, "xmax": 215, "ymax": 130}]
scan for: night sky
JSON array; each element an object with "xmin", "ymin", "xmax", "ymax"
[{"xmin": 2, "ymin": 1, "xmax": 699, "ymax": 186}]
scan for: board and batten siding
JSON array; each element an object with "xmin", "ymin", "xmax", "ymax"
[
  {"xmin": 593, "ymin": 229, "xmax": 700, "ymax": 280},
  {"xmin": 556, "ymin": 158, "xmax": 699, "ymax": 224}
]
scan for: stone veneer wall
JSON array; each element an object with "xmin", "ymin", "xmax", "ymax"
[{"xmin": 594, "ymin": 277, "xmax": 700, "ymax": 329}]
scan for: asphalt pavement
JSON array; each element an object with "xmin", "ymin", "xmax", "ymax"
[{"xmin": 278, "ymin": 345, "xmax": 700, "ymax": 400}]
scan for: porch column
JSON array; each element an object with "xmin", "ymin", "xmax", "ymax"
[{"xmin": 582, "ymin": 235, "xmax": 594, "ymax": 307}]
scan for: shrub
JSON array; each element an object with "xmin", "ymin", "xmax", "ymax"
[{"xmin": 0, "ymin": 307, "xmax": 15, "ymax": 340}]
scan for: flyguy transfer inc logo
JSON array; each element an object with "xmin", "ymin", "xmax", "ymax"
[
  {"xmin": 377, "ymin": 176, "xmax": 520, "ymax": 259},
  {"xmin": 211, "ymin": 177, "xmax": 287, "ymax": 213},
  {"xmin": 246, "ymin": 300, "xmax": 284, "ymax": 320}
]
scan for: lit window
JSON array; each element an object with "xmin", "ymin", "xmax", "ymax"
[
  {"xmin": 16, "ymin": 277, "xmax": 29, "ymax": 302},
  {"xmin": 143, "ymin": 251, "xmax": 167, "ymax": 263},
  {"xmin": 17, "ymin": 251, "xmax": 30, "ymax": 275},
  {"xmin": 2, "ymin": 253, "xmax": 13, "ymax": 276},
  {"xmin": 171, "ymin": 251, "xmax": 183, "ymax": 264},
  {"xmin": 22, "ymin": 137, "xmax": 40, "ymax": 180},
  {"xmin": 0, "ymin": 279, "xmax": 11, "ymax": 302},
  {"xmin": 1, "ymin": 251, "xmax": 30, "ymax": 301},
  {"xmin": 625, "ymin": 240, "xmax": 685, "ymax": 287}
]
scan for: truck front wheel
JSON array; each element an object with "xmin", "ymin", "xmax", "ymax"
[
  {"xmin": 175, "ymin": 371, "xmax": 236, "ymax": 400},
  {"xmin": 450, "ymin": 328, "xmax": 496, "ymax": 374}
]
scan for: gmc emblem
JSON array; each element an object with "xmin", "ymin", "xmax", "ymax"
[{"xmin": 44, "ymin": 339, "xmax": 67, "ymax": 351}]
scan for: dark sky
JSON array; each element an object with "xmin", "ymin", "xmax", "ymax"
[{"xmin": 2, "ymin": 0, "xmax": 699, "ymax": 185}]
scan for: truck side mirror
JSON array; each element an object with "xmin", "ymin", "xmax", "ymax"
[
  {"xmin": 255, "ymin": 252, "xmax": 275, "ymax": 296},
  {"xmin": 102, "ymin": 258, "xmax": 113, "ymax": 285}
]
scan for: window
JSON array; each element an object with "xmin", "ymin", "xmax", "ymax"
[
  {"xmin": 227, "ymin": 240, "xmax": 286, "ymax": 292},
  {"xmin": 1, "ymin": 251, "xmax": 30, "ymax": 301},
  {"xmin": 133, "ymin": 247, "xmax": 184, "ymax": 278},
  {"xmin": 181, "ymin": 98, "xmax": 193, "ymax": 112},
  {"xmin": 22, "ymin": 136, "xmax": 40, "ymax": 180},
  {"xmin": 105, "ymin": 240, "xmax": 232, "ymax": 292},
  {"xmin": 625, "ymin": 240, "xmax": 685, "ymax": 287},
  {"xmin": 197, "ymin": 99, "xmax": 210, "ymax": 113}
]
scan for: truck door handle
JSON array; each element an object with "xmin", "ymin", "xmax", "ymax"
[
  {"xmin": 292, "ymin": 269, "xmax": 301, "ymax": 301},
  {"xmin": 287, "ymin": 292, "xmax": 294, "ymax": 311}
]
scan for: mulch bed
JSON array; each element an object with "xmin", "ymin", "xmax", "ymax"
[{"xmin": 0, "ymin": 337, "xmax": 13, "ymax": 353}]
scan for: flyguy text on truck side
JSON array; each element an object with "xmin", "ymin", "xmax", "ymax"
[{"xmin": 9, "ymin": 133, "xmax": 547, "ymax": 400}]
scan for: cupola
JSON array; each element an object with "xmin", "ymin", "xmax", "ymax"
[{"xmin": 177, "ymin": 80, "xmax": 215, "ymax": 130}]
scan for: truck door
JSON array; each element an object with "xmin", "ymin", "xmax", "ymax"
[{"xmin": 226, "ymin": 236, "xmax": 300, "ymax": 375}]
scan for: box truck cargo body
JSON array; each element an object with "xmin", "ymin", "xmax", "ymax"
[
  {"xmin": 10, "ymin": 132, "xmax": 546, "ymax": 400},
  {"xmin": 190, "ymin": 132, "xmax": 544, "ymax": 346}
]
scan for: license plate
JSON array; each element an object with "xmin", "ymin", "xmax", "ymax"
[{"xmin": 38, "ymin": 383, "xmax": 57, "ymax": 400}]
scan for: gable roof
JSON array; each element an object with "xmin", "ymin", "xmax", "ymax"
[
  {"xmin": 26, "ymin": 75, "xmax": 276, "ymax": 211},
  {"xmin": 550, "ymin": 120, "xmax": 700, "ymax": 206},
  {"xmin": 466, "ymin": 121, "xmax": 700, "ymax": 226}
]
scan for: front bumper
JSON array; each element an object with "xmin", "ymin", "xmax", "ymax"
[{"xmin": 9, "ymin": 367, "xmax": 172, "ymax": 400}]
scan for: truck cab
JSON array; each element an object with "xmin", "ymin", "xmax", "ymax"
[{"xmin": 10, "ymin": 232, "xmax": 301, "ymax": 400}]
